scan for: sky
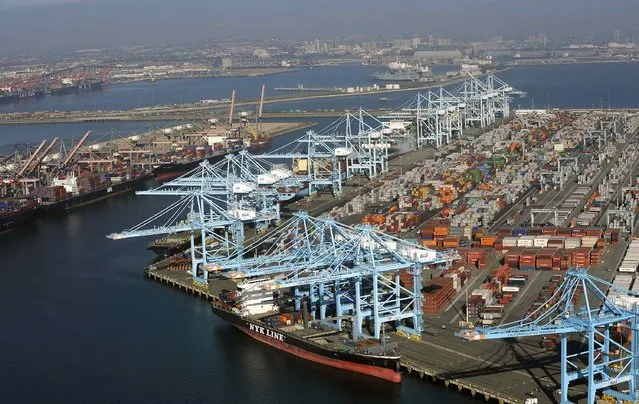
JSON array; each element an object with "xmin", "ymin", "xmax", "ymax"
[{"xmin": 0, "ymin": 0, "xmax": 638, "ymax": 53}]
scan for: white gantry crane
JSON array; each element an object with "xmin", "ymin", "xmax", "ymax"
[
  {"xmin": 263, "ymin": 109, "xmax": 391, "ymax": 196},
  {"xmin": 107, "ymin": 191, "xmax": 242, "ymax": 285},
  {"xmin": 206, "ymin": 212, "xmax": 459, "ymax": 341},
  {"xmin": 457, "ymin": 269, "xmax": 639, "ymax": 404},
  {"xmin": 381, "ymin": 73, "xmax": 525, "ymax": 149}
]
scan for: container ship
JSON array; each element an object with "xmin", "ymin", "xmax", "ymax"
[
  {"xmin": 245, "ymin": 136, "xmax": 272, "ymax": 153},
  {"xmin": 151, "ymin": 139, "xmax": 246, "ymax": 182},
  {"xmin": 211, "ymin": 281, "xmax": 401, "ymax": 383},
  {"xmin": 0, "ymin": 197, "xmax": 38, "ymax": 233},
  {"xmin": 369, "ymin": 61, "xmax": 431, "ymax": 82},
  {"xmin": 148, "ymin": 232, "xmax": 192, "ymax": 255},
  {"xmin": 36, "ymin": 169, "xmax": 150, "ymax": 212},
  {"xmin": 49, "ymin": 79, "xmax": 103, "ymax": 96},
  {"xmin": 0, "ymin": 170, "xmax": 150, "ymax": 233}
]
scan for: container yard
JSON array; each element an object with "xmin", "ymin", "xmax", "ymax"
[{"xmin": 107, "ymin": 72, "xmax": 639, "ymax": 404}]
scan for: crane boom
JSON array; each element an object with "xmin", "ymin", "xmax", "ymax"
[
  {"xmin": 63, "ymin": 130, "xmax": 91, "ymax": 166},
  {"xmin": 228, "ymin": 89, "xmax": 236, "ymax": 126},
  {"xmin": 24, "ymin": 137, "xmax": 58, "ymax": 175},
  {"xmin": 247, "ymin": 120, "xmax": 258, "ymax": 140},
  {"xmin": 0, "ymin": 152, "xmax": 15, "ymax": 164},
  {"xmin": 17, "ymin": 139, "xmax": 47, "ymax": 177},
  {"xmin": 258, "ymin": 84, "xmax": 265, "ymax": 118}
]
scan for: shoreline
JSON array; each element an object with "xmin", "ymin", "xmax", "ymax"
[{"xmin": 0, "ymin": 69, "xmax": 510, "ymax": 126}]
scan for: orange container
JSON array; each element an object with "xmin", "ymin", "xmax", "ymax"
[
  {"xmin": 420, "ymin": 239, "xmax": 438, "ymax": 247},
  {"xmin": 480, "ymin": 237, "xmax": 497, "ymax": 247},
  {"xmin": 434, "ymin": 227, "xmax": 449, "ymax": 237}
]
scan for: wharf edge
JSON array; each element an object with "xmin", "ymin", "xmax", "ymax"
[{"xmin": 143, "ymin": 267, "xmax": 519, "ymax": 404}]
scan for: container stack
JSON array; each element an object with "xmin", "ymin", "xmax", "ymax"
[
  {"xmin": 78, "ymin": 173, "xmax": 100, "ymax": 193},
  {"xmin": 399, "ymin": 268, "xmax": 415, "ymax": 289},
  {"xmin": 618, "ymin": 240, "xmax": 639, "ymax": 272},
  {"xmin": 36, "ymin": 186, "xmax": 68, "ymax": 203},
  {"xmin": 526, "ymin": 275, "xmax": 564, "ymax": 319},
  {"xmin": 422, "ymin": 277, "xmax": 454, "ymax": 314},
  {"xmin": 571, "ymin": 247, "xmax": 592, "ymax": 268},
  {"xmin": 263, "ymin": 312, "xmax": 305, "ymax": 328},
  {"xmin": 384, "ymin": 212, "xmax": 419, "ymax": 234}
]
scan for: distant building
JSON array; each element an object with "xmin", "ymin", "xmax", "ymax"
[
  {"xmin": 435, "ymin": 37, "xmax": 452, "ymax": 47},
  {"xmin": 414, "ymin": 49, "xmax": 462, "ymax": 63},
  {"xmin": 614, "ymin": 30, "xmax": 621, "ymax": 43},
  {"xmin": 221, "ymin": 57, "xmax": 233, "ymax": 68}
]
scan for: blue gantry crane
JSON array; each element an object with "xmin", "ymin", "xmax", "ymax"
[
  {"xmin": 107, "ymin": 191, "xmax": 242, "ymax": 285},
  {"xmin": 263, "ymin": 109, "xmax": 391, "ymax": 196},
  {"xmin": 457, "ymin": 269, "xmax": 639, "ymax": 404},
  {"xmin": 380, "ymin": 74, "xmax": 525, "ymax": 148},
  {"xmin": 137, "ymin": 155, "xmax": 284, "ymax": 230},
  {"xmin": 206, "ymin": 211, "xmax": 459, "ymax": 340}
]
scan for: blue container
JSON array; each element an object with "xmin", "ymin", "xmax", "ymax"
[{"xmin": 513, "ymin": 227, "xmax": 528, "ymax": 236}]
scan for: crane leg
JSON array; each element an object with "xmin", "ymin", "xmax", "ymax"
[{"xmin": 560, "ymin": 334, "xmax": 570, "ymax": 404}]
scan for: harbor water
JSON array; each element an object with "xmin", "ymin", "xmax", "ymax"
[{"xmin": 1, "ymin": 62, "xmax": 639, "ymax": 403}]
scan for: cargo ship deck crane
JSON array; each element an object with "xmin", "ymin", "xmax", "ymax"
[
  {"xmin": 17, "ymin": 139, "xmax": 47, "ymax": 177},
  {"xmin": 25, "ymin": 138, "xmax": 58, "ymax": 176},
  {"xmin": 107, "ymin": 191, "xmax": 242, "ymax": 285},
  {"xmin": 62, "ymin": 130, "xmax": 91, "ymax": 167},
  {"xmin": 207, "ymin": 212, "xmax": 458, "ymax": 341},
  {"xmin": 257, "ymin": 84, "xmax": 265, "ymax": 134},
  {"xmin": 457, "ymin": 269, "xmax": 639, "ymax": 404}
]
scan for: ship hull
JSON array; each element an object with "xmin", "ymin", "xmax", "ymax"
[
  {"xmin": 369, "ymin": 73, "xmax": 419, "ymax": 82},
  {"xmin": 0, "ymin": 207, "xmax": 38, "ymax": 233},
  {"xmin": 247, "ymin": 138, "xmax": 272, "ymax": 153},
  {"xmin": 148, "ymin": 240, "xmax": 191, "ymax": 256},
  {"xmin": 152, "ymin": 146, "xmax": 244, "ymax": 182},
  {"xmin": 211, "ymin": 304, "xmax": 401, "ymax": 383},
  {"xmin": 39, "ymin": 174, "xmax": 150, "ymax": 212}
]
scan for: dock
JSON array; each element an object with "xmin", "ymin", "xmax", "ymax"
[{"xmin": 124, "ymin": 106, "xmax": 639, "ymax": 404}]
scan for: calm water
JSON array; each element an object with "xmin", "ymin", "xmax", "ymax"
[
  {"xmin": 0, "ymin": 64, "xmax": 458, "ymax": 115},
  {"xmin": 1, "ymin": 62, "xmax": 639, "ymax": 403}
]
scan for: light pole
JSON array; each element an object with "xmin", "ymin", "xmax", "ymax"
[
  {"xmin": 608, "ymin": 92, "xmax": 611, "ymax": 110},
  {"xmin": 546, "ymin": 93, "xmax": 550, "ymax": 111}
]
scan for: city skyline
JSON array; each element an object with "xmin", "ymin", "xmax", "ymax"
[{"xmin": 0, "ymin": 0, "xmax": 638, "ymax": 53}]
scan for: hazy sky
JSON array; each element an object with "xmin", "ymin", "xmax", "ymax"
[{"xmin": 0, "ymin": 0, "xmax": 638, "ymax": 53}]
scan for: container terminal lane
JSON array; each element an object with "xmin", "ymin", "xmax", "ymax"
[{"xmin": 106, "ymin": 74, "xmax": 639, "ymax": 404}]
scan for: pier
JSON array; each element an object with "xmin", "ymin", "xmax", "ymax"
[{"xmin": 110, "ymin": 99, "xmax": 639, "ymax": 404}]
